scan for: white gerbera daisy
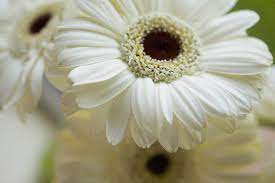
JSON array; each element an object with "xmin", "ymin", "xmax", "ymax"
[
  {"xmin": 52, "ymin": 0, "xmax": 273, "ymax": 151},
  {"xmin": 55, "ymin": 114, "xmax": 262, "ymax": 183},
  {"xmin": 254, "ymin": 66, "xmax": 275, "ymax": 123},
  {"xmin": 0, "ymin": 0, "xmax": 69, "ymax": 120}
]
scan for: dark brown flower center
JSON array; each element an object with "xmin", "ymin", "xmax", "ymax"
[
  {"xmin": 146, "ymin": 153, "xmax": 170, "ymax": 176},
  {"xmin": 143, "ymin": 31, "xmax": 181, "ymax": 60},
  {"xmin": 29, "ymin": 12, "xmax": 52, "ymax": 35}
]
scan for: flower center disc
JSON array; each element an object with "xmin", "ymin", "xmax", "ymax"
[
  {"xmin": 29, "ymin": 12, "xmax": 52, "ymax": 35},
  {"xmin": 143, "ymin": 31, "xmax": 181, "ymax": 61},
  {"xmin": 146, "ymin": 154, "xmax": 170, "ymax": 176},
  {"xmin": 121, "ymin": 14, "xmax": 201, "ymax": 83}
]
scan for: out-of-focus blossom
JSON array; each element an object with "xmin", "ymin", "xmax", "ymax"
[
  {"xmin": 0, "ymin": 0, "xmax": 73, "ymax": 120},
  {"xmin": 54, "ymin": 114, "xmax": 262, "ymax": 183}
]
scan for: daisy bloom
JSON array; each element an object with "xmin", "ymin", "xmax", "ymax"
[
  {"xmin": 0, "ymin": 0, "xmax": 70, "ymax": 120},
  {"xmin": 55, "ymin": 114, "xmax": 262, "ymax": 183},
  {"xmin": 52, "ymin": 0, "xmax": 273, "ymax": 150},
  {"xmin": 254, "ymin": 66, "xmax": 275, "ymax": 124}
]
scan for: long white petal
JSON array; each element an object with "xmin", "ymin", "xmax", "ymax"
[
  {"xmin": 200, "ymin": 52, "xmax": 270, "ymax": 75},
  {"xmin": 30, "ymin": 59, "xmax": 44, "ymax": 103},
  {"xmin": 203, "ymin": 74, "xmax": 252, "ymax": 115},
  {"xmin": 158, "ymin": 83, "xmax": 173, "ymax": 124},
  {"xmin": 69, "ymin": 60, "xmax": 127, "ymax": 85},
  {"xmin": 106, "ymin": 88, "xmax": 131, "ymax": 145},
  {"xmin": 76, "ymin": 0, "xmax": 127, "ymax": 34},
  {"xmin": 55, "ymin": 30, "xmax": 120, "ymax": 49},
  {"xmin": 113, "ymin": 0, "xmax": 140, "ymax": 23},
  {"xmin": 130, "ymin": 117, "xmax": 156, "ymax": 148},
  {"xmin": 202, "ymin": 38, "xmax": 273, "ymax": 61},
  {"xmin": 57, "ymin": 47, "xmax": 121, "ymax": 67},
  {"xmin": 0, "ymin": 58, "xmax": 22, "ymax": 107},
  {"xmin": 57, "ymin": 18, "xmax": 119, "ymax": 40},
  {"xmin": 132, "ymin": 0, "xmax": 169, "ymax": 15},
  {"xmin": 75, "ymin": 70, "xmax": 135, "ymax": 108},
  {"xmin": 159, "ymin": 122, "xmax": 179, "ymax": 153},
  {"xmin": 182, "ymin": 76, "xmax": 234, "ymax": 118},
  {"xmin": 200, "ymin": 10, "xmax": 259, "ymax": 44},
  {"xmin": 132, "ymin": 78, "xmax": 159, "ymax": 136},
  {"xmin": 171, "ymin": 0, "xmax": 237, "ymax": 28},
  {"xmin": 171, "ymin": 80, "xmax": 207, "ymax": 130}
]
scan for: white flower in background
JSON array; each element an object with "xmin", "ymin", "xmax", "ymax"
[
  {"xmin": 254, "ymin": 66, "xmax": 275, "ymax": 123},
  {"xmin": 52, "ymin": 0, "xmax": 273, "ymax": 151},
  {"xmin": 55, "ymin": 114, "xmax": 262, "ymax": 183},
  {"xmin": 0, "ymin": 0, "xmax": 69, "ymax": 120}
]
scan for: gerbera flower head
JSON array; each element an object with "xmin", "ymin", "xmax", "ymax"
[
  {"xmin": 55, "ymin": 114, "xmax": 262, "ymax": 183},
  {"xmin": 52, "ymin": 0, "xmax": 273, "ymax": 151},
  {"xmin": 0, "ymin": 0, "xmax": 71, "ymax": 120}
]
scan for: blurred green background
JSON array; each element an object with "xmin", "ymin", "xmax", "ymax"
[{"xmin": 234, "ymin": 0, "xmax": 275, "ymax": 62}]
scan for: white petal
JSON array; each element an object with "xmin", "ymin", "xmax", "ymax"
[
  {"xmin": 171, "ymin": 80, "xmax": 207, "ymax": 130},
  {"xmin": 159, "ymin": 122, "xmax": 179, "ymax": 153},
  {"xmin": 183, "ymin": 76, "xmax": 244, "ymax": 132},
  {"xmin": 155, "ymin": 84, "xmax": 166, "ymax": 129},
  {"xmin": 171, "ymin": 0, "xmax": 237, "ymax": 28},
  {"xmin": 176, "ymin": 119, "xmax": 206, "ymax": 147},
  {"xmin": 75, "ymin": 70, "xmax": 135, "ymax": 108},
  {"xmin": 30, "ymin": 60, "xmax": 44, "ymax": 103},
  {"xmin": 14, "ymin": 59, "xmax": 42, "ymax": 120},
  {"xmin": 69, "ymin": 59, "xmax": 127, "ymax": 85},
  {"xmin": 202, "ymin": 74, "xmax": 252, "ymax": 115},
  {"xmin": 76, "ymin": 0, "xmax": 127, "ymax": 34},
  {"xmin": 200, "ymin": 10, "xmax": 259, "ymax": 44},
  {"xmin": 106, "ymin": 88, "xmax": 131, "ymax": 145},
  {"xmin": 132, "ymin": 78, "xmax": 159, "ymax": 136},
  {"xmin": 57, "ymin": 18, "xmax": 119, "ymax": 40},
  {"xmin": 0, "ymin": 58, "xmax": 22, "ymax": 107},
  {"xmin": 200, "ymin": 52, "xmax": 270, "ymax": 75},
  {"xmin": 202, "ymin": 38, "xmax": 273, "ymax": 61},
  {"xmin": 114, "ymin": 0, "xmax": 140, "ymax": 23},
  {"xmin": 182, "ymin": 76, "xmax": 234, "ymax": 118},
  {"xmin": 130, "ymin": 117, "xmax": 157, "ymax": 148},
  {"xmin": 204, "ymin": 73, "xmax": 261, "ymax": 104},
  {"xmin": 132, "ymin": 0, "xmax": 169, "ymax": 15},
  {"xmin": 149, "ymin": 0, "xmax": 170, "ymax": 12},
  {"xmin": 55, "ymin": 30, "xmax": 120, "ymax": 49},
  {"xmin": 4, "ymin": 59, "xmax": 35, "ymax": 108},
  {"xmin": 57, "ymin": 47, "xmax": 121, "ymax": 67},
  {"xmin": 158, "ymin": 83, "xmax": 173, "ymax": 124},
  {"xmin": 177, "ymin": 123, "xmax": 195, "ymax": 150}
]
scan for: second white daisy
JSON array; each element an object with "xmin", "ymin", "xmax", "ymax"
[
  {"xmin": 55, "ymin": 114, "xmax": 262, "ymax": 183},
  {"xmin": 0, "ymin": 0, "xmax": 74, "ymax": 120}
]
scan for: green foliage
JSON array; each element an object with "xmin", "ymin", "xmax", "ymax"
[
  {"xmin": 39, "ymin": 143, "xmax": 55, "ymax": 183},
  {"xmin": 234, "ymin": 0, "xmax": 275, "ymax": 62}
]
